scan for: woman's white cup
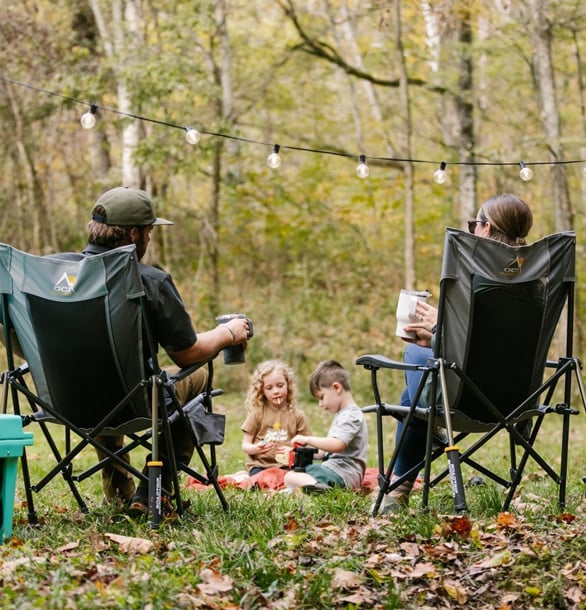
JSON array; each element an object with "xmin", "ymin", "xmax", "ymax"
[{"xmin": 395, "ymin": 289, "xmax": 430, "ymax": 339}]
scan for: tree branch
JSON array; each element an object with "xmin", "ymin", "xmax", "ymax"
[{"xmin": 279, "ymin": 0, "xmax": 445, "ymax": 94}]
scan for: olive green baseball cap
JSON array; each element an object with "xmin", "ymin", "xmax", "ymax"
[{"xmin": 92, "ymin": 187, "xmax": 173, "ymax": 226}]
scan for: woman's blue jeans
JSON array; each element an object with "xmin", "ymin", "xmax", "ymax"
[{"xmin": 394, "ymin": 343, "xmax": 433, "ymax": 479}]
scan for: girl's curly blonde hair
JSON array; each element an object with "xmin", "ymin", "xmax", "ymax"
[{"xmin": 245, "ymin": 359, "xmax": 297, "ymax": 411}]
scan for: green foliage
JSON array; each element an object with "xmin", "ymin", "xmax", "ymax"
[{"xmin": 3, "ymin": 1, "xmax": 586, "ymax": 380}]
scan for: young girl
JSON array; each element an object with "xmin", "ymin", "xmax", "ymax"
[{"xmin": 241, "ymin": 359, "xmax": 312, "ymax": 476}]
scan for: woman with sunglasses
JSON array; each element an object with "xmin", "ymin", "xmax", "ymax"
[{"xmin": 373, "ymin": 193, "xmax": 534, "ymax": 514}]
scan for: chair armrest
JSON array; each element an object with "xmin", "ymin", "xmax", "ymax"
[
  {"xmin": 356, "ymin": 354, "xmax": 420, "ymax": 371},
  {"xmin": 168, "ymin": 359, "xmax": 212, "ymax": 383}
]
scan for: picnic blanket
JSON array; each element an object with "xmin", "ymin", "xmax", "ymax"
[{"xmin": 185, "ymin": 466, "xmax": 381, "ymax": 492}]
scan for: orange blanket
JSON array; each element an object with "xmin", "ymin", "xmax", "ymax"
[{"xmin": 185, "ymin": 466, "xmax": 381, "ymax": 492}]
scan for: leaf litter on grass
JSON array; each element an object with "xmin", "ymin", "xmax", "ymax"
[{"xmin": 4, "ymin": 487, "xmax": 586, "ymax": 609}]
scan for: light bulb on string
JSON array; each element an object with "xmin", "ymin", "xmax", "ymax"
[
  {"xmin": 356, "ymin": 154, "xmax": 369, "ymax": 178},
  {"xmin": 80, "ymin": 104, "xmax": 97, "ymax": 129},
  {"xmin": 185, "ymin": 126, "xmax": 201, "ymax": 145},
  {"xmin": 519, "ymin": 161, "xmax": 533, "ymax": 181},
  {"xmin": 267, "ymin": 144, "xmax": 282, "ymax": 169},
  {"xmin": 433, "ymin": 161, "xmax": 447, "ymax": 184}
]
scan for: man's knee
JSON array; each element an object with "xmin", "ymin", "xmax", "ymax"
[{"xmin": 172, "ymin": 366, "xmax": 209, "ymax": 405}]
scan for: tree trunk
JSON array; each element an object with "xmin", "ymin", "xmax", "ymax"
[
  {"xmin": 393, "ymin": 0, "xmax": 415, "ymax": 289},
  {"xmin": 3, "ymin": 80, "xmax": 55, "ymax": 254},
  {"xmin": 89, "ymin": 0, "xmax": 141, "ymax": 187},
  {"xmin": 422, "ymin": 2, "xmax": 476, "ymax": 222},
  {"xmin": 525, "ymin": 0, "xmax": 573, "ymax": 231}
]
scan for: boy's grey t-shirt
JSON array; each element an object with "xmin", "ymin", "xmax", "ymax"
[{"xmin": 322, "ymin": 403, "xmax": 368, "ymax": 489}]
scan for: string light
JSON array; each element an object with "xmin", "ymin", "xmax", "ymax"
[
  {"xmin": 519, "ymin": 161, "xmax": 533, "ymax": 181},
  {"xmin": 80, "ymin": 104, "xmax": 97, "ymax": 129},
  {"xmin": 356, "ymin": 154, "xmax": 369, "ymax": 178},
  {"xmin": 4, "ymin": 77, "xmax": 586, "ymax": 181},
  {"xmin": 267, "ymin": 144, "xmax": 282, "ymax": 169},
  {"xmin": 433, "ymin": 161, "xmax": 448, "ymax": 184},
  {"xmin": 185, "ymin": 126, "xmax": 201, "ymax": 145}
]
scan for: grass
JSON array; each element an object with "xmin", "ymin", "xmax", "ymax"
[{"xmin": 2, "ymin": 393, "xmax": 586, "ymax": 609}]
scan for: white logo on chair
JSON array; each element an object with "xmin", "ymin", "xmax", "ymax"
[
  {"xmin": 53, "ymin": 272, "xmax": 77, "ymax": 294},
  {"xmin": 501, "ymin": 256, "xmax": 525, "ymax": 277}
]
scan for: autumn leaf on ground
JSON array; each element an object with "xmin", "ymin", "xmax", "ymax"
[
  {"xmin": 565, "ymin": 586, "xmax": 585, "ymax": 605},
  {"xmin": 331, "ymin": 568, "xmax": 363, "ymax": 590},
  {"xmin": 56, "ymin": 541, "xmax": 80, "ymax": 554},
  {"xmin": 496, "ymin": 512, "xmax": 519, "ymax": 529},
  {"xmin": 104, "ymin": 533, "xmax": 154, "ymax": 554},
  {"xmin": 497, "ymin": 593, "xmax": 520, "ymax": 609},
  {"xmin": 436, "ymin": 514, "xmax": 473, "ymax": 538},
  {"xmin": 443, "ymin": 578, "xmax": 467, "ymax": 604},
  {"xmin": 471, "ymin": 548, "xmax": 513, "ymax": 569},
  {"xmin": 551, "ymin": 511, "xmax": 576, "ymax": 523},
  {"xmin": 284, "ymin": 515, "xmax": 299, "ymax": 531},
  {"xmin": 337, "ymin": 590, "xmax": 376, "ymax": 606},
  {"xmin": 197, "ymin": 568, "xmax": 234, "ymax": 594}
]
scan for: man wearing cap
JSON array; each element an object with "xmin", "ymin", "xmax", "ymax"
[{"xmin": 86, "ymin": 186, "xmax": 250, "ymax": 515}]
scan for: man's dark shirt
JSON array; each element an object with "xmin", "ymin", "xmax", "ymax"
[{"xmin": 82, "ymin": 244, "xmax": 196, "ymax": 355}]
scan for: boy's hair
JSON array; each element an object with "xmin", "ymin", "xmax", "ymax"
[
  {"xmin": 309, "ymin": 360, "xmax": 351, "ymax": 396},
  {"xmin": 245, "ymin": 359, "xmax": 297, "ymax": 411}
]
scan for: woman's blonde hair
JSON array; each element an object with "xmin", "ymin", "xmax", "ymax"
[
  {"xmin": 479, "ymin": 194, "xmax": 533, "ymax": 246},
  {"xmin": 245, "ymin": 359, "xmax": 297, "ymax": 411}
]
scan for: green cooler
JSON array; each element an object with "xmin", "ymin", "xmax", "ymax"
[{"xmin": 0, "ymin": 414, "xmax": 34, "ymax": 542}]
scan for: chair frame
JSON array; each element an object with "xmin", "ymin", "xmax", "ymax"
[
  {"xmin": 358, "ymin": 228, "xmax": 586, "ymax": 514},
  {"xmin": 1, "ymin": 244, "xmax": 228, "ymax": 528}
]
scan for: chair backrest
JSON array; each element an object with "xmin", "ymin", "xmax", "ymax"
[
  {"xmin": 436, "ymin": 228, "xmax": 576, "ymax": 423},
  {"xmin": 0, "ymin": 243, "xmax": 151, "ymax": 429}
]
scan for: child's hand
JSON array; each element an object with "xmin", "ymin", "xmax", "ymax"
[
  {"xmin": 255, "ymin": 440, "xmax": 275, "ymax": 454},
  {"xmin": 290, "ymin": 435, "xmax": 307, "ymax": 446}
]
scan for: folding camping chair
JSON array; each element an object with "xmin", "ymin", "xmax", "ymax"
[
  {"xmin": 0, "ymin": 243, "xmax": 228, "ymax": 529},
  {"xmin": 357, "ymin": 228, "xmax": 586, "ymax": 514}
]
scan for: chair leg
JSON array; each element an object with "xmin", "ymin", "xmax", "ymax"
[{"xmin": 18, "ymin": 448, "xmax": 38, "ymax": 525}]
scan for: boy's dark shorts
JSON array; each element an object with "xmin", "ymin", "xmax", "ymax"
[{"xmin": 304, "ymin": 464, "xmax": 345, "ymax": 488}]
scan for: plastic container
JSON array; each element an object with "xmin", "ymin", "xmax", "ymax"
[{"xmin": 0, "ymin": 414, "xmax": 34, "ymax": 542}]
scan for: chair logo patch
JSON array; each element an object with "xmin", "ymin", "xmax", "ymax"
[
  {"xmin": 53, "ymin": 272, "xmax": 77, "ymax": 295},
  {"xmin": 500, "ymin": 256, "xmax": 525, "ymax": 277}
]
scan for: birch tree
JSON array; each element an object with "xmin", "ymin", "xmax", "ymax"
[
  {"xmin": 524, "ymin": 0, "xmax": 573, "ymax": 231},
  {"xmin": 421, "ymin": 1, "xmax": 477, "ymax": 222},
  {"xmin": 89, "ymin": 0, "xmax": 142, "ymax": 187}
]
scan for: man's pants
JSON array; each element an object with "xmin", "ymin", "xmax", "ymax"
[{"xmin": 96, "ymin": 366, "xmax": 209, "ymax": 501}]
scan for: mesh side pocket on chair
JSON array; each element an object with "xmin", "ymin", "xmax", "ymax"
[{"xmin": 184, "ymin": 400, "xmax": 226, "ymax": 445}]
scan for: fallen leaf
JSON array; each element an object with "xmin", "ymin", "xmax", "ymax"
[
  {"xmin": 524, "ymin": 585, "xmax": 541, "ymax": 596},
  {"xmin": 331, "ymin": 568, "xmax": 363, "ymax": 590},
  {"xmin": 104, "ymin": 533, "xmax": 154, "ymax": 554},
  {"xmin": 565, "ymin": 586, "xmax": 585, "ymax": 604},
  {"xmin": 284, "ymin": 515, "xmax": 299, "ymax": 532},
  {"xmin": 471, "ymin": 549, "xmax": 513, "ymax": 569},
  {"xmin": 496, "ymin": 512, "xmax": 518, "ymax": 528},
  {"xmin": 197, "ymin": 568, "xmax": 234, "ymax": 594},
  {"xmin": 57, "ymin": 541, "xmax": 80, "ymax": 553},
  {"xmin": 443, "ymin": 578, "xmax": 467, "ymax": 604},
  {"xmin": 552, "ymin": 512, "xmax": 576, "ymax": 524},
  {"xmin": 497, "ymin": 593, "xmax": 519, "ymax": 609}
]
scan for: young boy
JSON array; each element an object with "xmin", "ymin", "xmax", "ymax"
[{"xmin": 283, "ymin": 360, "xmax": 368, "ymax": 493}]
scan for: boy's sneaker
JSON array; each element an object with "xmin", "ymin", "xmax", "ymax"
[{"xmin": 301, "ymin": 482, "xmax": 330, "ymax": 495}]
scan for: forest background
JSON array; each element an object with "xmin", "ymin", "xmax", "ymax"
[{"xmin": 2, "ymin": 0, "xmax": 586, "ymax": 403}]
